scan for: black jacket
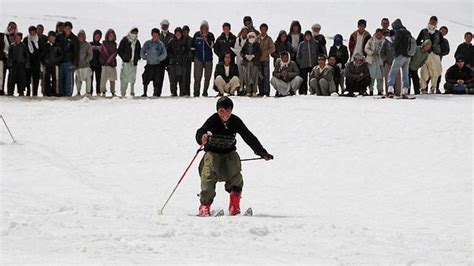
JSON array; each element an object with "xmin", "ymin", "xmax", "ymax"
[
  {"xmin": 23, "ymin": 36, "xmax": 41, "ymax": 65},
  {"xmin": 168, "ymin": 37, "xmax": 191, "ymax": 66},
  {"xmin": 196, "ymin": 113, "xmax": 267, "ymax": 155},
  {"xmin": 329, "ymin": 45, "xmax": 349, "ymax": 69},
  {"xmin": 7, "ymin": 42, "xmax": 30, "ymax": 68},
  {"xmin": 454, "ymin": 43, "xmax": 473, "ymax": 67},
  {"xmin": 416, "ymin": 28, "xmax": 441, "ymax": 55},
  {"xmin": 56, "ymin": 32, "xmax": 79, "ymax": 65},
  {"xmin": 214, "ymin": 32, "xmax": 237, "ymax": 61},
  {"xmin": 90, "ymin": 40, "xmax": 102, "ymax": 69},
  {"xmin": 271, "ymin": 32, "xmax": 293, "ymax": 61},
  {"xmin": 41, "ymin": 42, "xmax": 62, "ymax": 67},
  {"xmin": 392, "ymin": 19, "xmax": 411, "ymax": 57},
  {"xmin": 118, "ymin": 36, "xmax": 141, "ymax": 65},
  {"xmin": 214, "ymin": 62, "xmax": 239, "ymax": 82},
  {"xmin": 445, "ymin": 64, "xmax": 473, "ymax": 83}
]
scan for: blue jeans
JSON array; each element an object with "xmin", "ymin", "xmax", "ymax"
[
  {"xmin": 59, "ymin": 62, "xmax": 73, "ymax": 96},
  {"xmin": 259, "ymin": 61, "xmax": 270, "ymax": 96},
  {"xmin": 388, "ymin": 55, "xmax": 410, "ymax": 94}
]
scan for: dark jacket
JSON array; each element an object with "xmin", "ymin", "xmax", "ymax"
[
  {"xmin": 183, "ymin": 35, "xmax": 194, "ymax": 63},
  {"xmin": 214, "ymin": 62, "xmax": 239, "ymax": 82},
  {"xmin": 240, "ymin": 41, "xmax": 261, "ymax": 65},
  {"xmin": 56, "ymin": 31, "xmax": 79, "ymax": 65},
  {"xmin": 273, "ymin": 60, "xmax": 300, "ymax": 82},
  {"xmin": 214, "ymin": 32, "xmax": 237, "ymax": 61},
  {"xmin": 416, "ymin": 28, "xmax": 441, "ymax": 55},
  {"xmin": 345, "ymin": 61, "xmax": 370, "ymax": 81},
  {"xmin": 196, "ymin": 113, "xmax": 267, "ymax": 155},
  {"xmin": 23, "ymin": 36, "xmax": 41, "ymax": 65},
  {"xmin": 392, "ymin": 19, "xmax": 411, "ymax": 57},
  {"xmin": 296, "ymin": 39, "xmax": 318, "ymax": 69},
  {"xmin": 314, "ymin": 34, "xmax": 327, "ymax": 56},
  {"xmin": 118, "ymin": 35, "xmax": 141, "ymax": 66},
  {"xmin": 194, "ymin": 31, "xmax": 215, "ymax": 62},
  {"xmin": 454, "ymin": 42, "xmax": 474, "ymax": 67},
  {"xmin": 100, "ymin": 29, "xmax": 117, "ymax": 67},
  {"xmin": 288, "ymin": 21, "xmax": 304, "ymax": 58},
  {"xmin": 41, "ymin": 42, "xmax": 62, "ymax": 67},
  {"xmin": 0, "ymin": 33, "xmax": 7, "ymax": 61},
  {"xmin": 349, "ymin": 30, "xmax": 371, "ymax": 57},
  {"xmin": 329, "ymin": 44, "xmax": 349, "ymax": 69},
  {"xmin": 168, "ymin": 37, "xmax": 191, "ymax": 66},
  {"xmin": 7, "ymin": 42, "xmax": 30, "ymax": 68},
  {"xmin": 439, "ymin": 35, "xmax": 450, "ymax": 58},
  {"xmin": 160, "ymin": 31, "xmax": 174, "ymax": 66},
  {"xmin": 90, "ymin": 40, "xmax": 102, "ymax": 69},
  {"xmin": 445, "ymin": 64, "xmax": 473, "ymax": 83},
  {"xmin": 271, "ymin": 31, "xmax": 293, "ymax": 61}
]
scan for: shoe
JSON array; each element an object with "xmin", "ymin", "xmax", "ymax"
[
  {"xmin": 202, "ymin": 92, "xmax": 208, "ymax": 97},
  {"xmin": 377, "ymin": 91, "xmax": 383, "ymax": 96},
  {"xmin": 198, "ymin": 204, "xmax": 211, "ymax": 216},
  {"xmin": 387, "ymin": 92, "xmax": 394, "ymax": 98},
  {"xmin": 246, "ymin": 92, "xmax": 252, "ymax": 97},
  {"xmin": 252, "ymin": 92, "xmax": 257, "ymax": 97},
  {"xmin": 369, "ymin": 91, "xmax": 374, "ymax": 96},
  {"xmin": 131, "ymin": 92, "xmax": 135, "ymax": 97},
  {"xmin": 141, "ymin": 94, "xmax": 147, "ymax": 97},
  {"xmin": 229, "ymin": 192, "xmax": 241, "ymax": 216}
]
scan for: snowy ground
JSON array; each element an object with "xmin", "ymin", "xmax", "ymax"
[{"xmin": 0, "ymin": 95, "xmax": 472, "ymax": 263}]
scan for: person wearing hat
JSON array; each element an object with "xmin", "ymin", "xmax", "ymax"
[
  {"xmin": 381, "ymin": 29, "xmax": 402, "ymax": 96},
  {"xmin": 409, "ymin": 39, "xmax": 432, "ymax": 95},
  {"xmin": 214, "ymin": 22, "xmax": 237, "ymax": 63},
  {"xmin": 56, "ymin": 21, "xmax": 79, "ymax": 97},
  {"xmin": 271, "ymin": 51, "xmax": 302, "ymax": 96},
  {"xmin": 296, "ymin": 30, "xmax": 319, "ymax": 95},
  {"xmin": 41, "ymin": 31, "xmax": 62, "ymax": 96},
  {"xmin": 328, "ymin": 34, "xmax": 349, "ymax": 94},
  {"xmin": 444, "ymin": 55, "xmax": 474, "ymax": 94},
  {"xmin": 7, "ymin": 32, "xmax": 29, "ymax": 96},
  {"xmin": 90, "ymin": 29, "xmax": 102, "ymax": 96},
  {"xmin": 271, "ymin": 30, "xmax": 292, "ymax": 66},
  {"xmin": 240, "ymin": 31, "xmax": 261, "ymax": 96},
  {"xmin": 75, "ymin": 30, "xmax": 93, "ymax": 96},
  {"xmin": 344, "ymin": 53, "xmax": 370, "ymax": 96},
  {"xmin": 193, "ymin": 20, "xmax": 215, "ymax": 97},
  {"xmin": 288, "ymin": 20, "xmax": 304, "ymax": 60},
  {"xmin": 181, "ymin": 25, "xmax": 194, "ymax": 96},
  {"xmin": 195, "ymin": 96, "xmax": 273, "ymax": 216},
  {"xmin": 167, "ymin": 27, "xmax": 191, "ymax": 96},
  {"xmin": 140, "ymin": 28, "xmax": 167, "ymax": 97},
  {"xmin": 417, "ymin": 16, "xmax": 442, "ymax": 94},
  {"xmin": 23, "ymin": 25, "xmax": 41, "ymax": 97},
  {"xmin": 159, "ymin": 19, "xmax": 174, "ymax": 95},
  {"xmin": 349, "ymin": 19, "xmax": 371, "ymax": 60},
  {"xmin": 118, "ymin": 27, "xmax": 141, "ymax": 97},
  {"xmin": 242, "ymin": 16, "xmax": 259, "ymax": 35},
  {"xmin": 454, "ymin": 32, "xmax": 473, "ymax": 71},
  {"xmin": 311, "ymin": 23, "xmax": 327, "ymax": 56},
  {"xmin": 99, "ymin": 29, "xmax": 118, "ymax": 97}
]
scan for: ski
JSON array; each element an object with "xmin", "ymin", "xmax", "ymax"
[
  {"xmin": 214, "ymin": 209, "xmax": 225, "ymax": 217},
  {"xmin": 243, "ymin": 207, "xmax": 253, "ymax": 216}
]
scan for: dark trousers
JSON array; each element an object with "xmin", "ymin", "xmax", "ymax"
[
  {"xmin": 43, "ymin": 65, "xmax": 57, "ymax": 97},
  {"xmin": 299, "ymin": 67, "xmax": 312, "ymax": 95},
  {"xmin": 183, "ymin": 62, "xmax": 192, "ymax": 96},
  {"xmin": 25, "ymin": 61, "xmax": 41, "ymax": 96},
  {"xmin": 409, "ymin": 69, "xmax": 420, "ymax": 95},
  {"xmin": 91, "ymin": 66, "xmax": 102, "ymax": 96},
  {"xmin": 7, "ymin": 64, "xmax": 27, "ymax": 96},
  {"xmin": 345, "ymin": 76, "xmax": 371, "ymax": 95},
  {"xmin": 1, "ymin": 61, "xmax": 6, "ymax": 94},
  {"xmin": 258, "ymin": 61, "xmax": 270, "ymax": 96},
  {"xmin": 142, "ymin": 64, "xmax": 165, "ymax": 96},
  {"xmin": 59, "ymin": 62, "xmax": 73, "ymax": 96},
  {"xmin": 169, "ymin": 65, "xmax": 186, "ymax": 96}
]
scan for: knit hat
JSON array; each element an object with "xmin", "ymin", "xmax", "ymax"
[
  {"xmin": 455, "ymin": 54, "xmax": 465, "ymax": 62},
  {"xmin": 312, "ymin": 23, "xmax": 321, "ymax": 29},
  {"xmin": 160, "ymin": 19, "xmax": 170, "ymax": 26},
  {"xmin": 353, "ymin": 53, "xmax": 365, "ymax": 60},
  {"xmin": 78, "ymin": 30, "xmax": 86, "ymax": 39},
  {"xmin": 216, "ymin": 96, "xmax": 233, "ymax": 110},
  {"xmin": 334, "ymin": 34, "xmax": 343, "ymax": 46},
  {"xmin": 131, "ymin": 27, "xmax": 139, "ymax": 34},
  {"xmin": 200, "ymin": 20, "xmax": 209, "ymax": 30}
]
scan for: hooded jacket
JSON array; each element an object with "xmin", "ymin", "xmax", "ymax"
[
  {"xmin": 271, "ymin": 30, "xmax": 293, "ymax": 61},
  {"xmin": 90, "ymin": 30, "xmax": 102, "ymax": 69},
  {"xmin": 296, "ymin": 38, "xmax": 318, "ymax": 69},
  {"xmin": 416, "ymin": 26, "xmax": 441, "ymax": 55},
  {"xmin": 328, "ymin": 34, "xmax": 349, "ymax": 69},
  {"xmin": 77, "ymin": 30, "xmax": 93, "ymax": 68},
  {"xmin": 118, "ymin": 28, "xmax": 142, "ymax": 66},
  {"xmin": 391, "ymin": 19, "xmax": 411, "ymax": 58},
  {"xmin": 100, "ymin": 29, "xmax": 118, "ymax": 67}
]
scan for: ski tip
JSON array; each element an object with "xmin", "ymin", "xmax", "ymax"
[
  {"xmin": 157, "ymin": 210, "xmax": 164, "ymax": 216},
  {"xmin": 243, "ymin": 207, "xmax": 253, "ymax": 216}
]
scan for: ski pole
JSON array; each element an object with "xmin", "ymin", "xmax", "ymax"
[
  {"xmin": 158, "ymin": 145, "xmax": 204, "ymax": 215},
  {"xmin": 0, "ymin": 115, "xmax": 16, "ymax": 143},
  {"xmin": 240, "ymin": 157, "xmax": 265, "ymax": 162}
]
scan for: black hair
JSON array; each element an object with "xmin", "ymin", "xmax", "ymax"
[
  {"xmin": 222, "ymin": 22, "xmax": 231, "ymax": 29},
  {"xmin": 151, "ymin": 28, "xmax": 160, "ymax": 35},
  {"xmin": 216, "ymin": 96, "xmax": 233, "ymax": 110},
  {"xmin": 260, "ymin": 23, "xmax": 268, "ymax": 29},
  {"xmin": 429, "ymin": 16, "xmax": 438, "ymax": 22}
]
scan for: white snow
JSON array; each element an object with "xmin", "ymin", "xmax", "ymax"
[{"xmin": 1, "ymin": 0, "xmax": 473, "ymax": 264}]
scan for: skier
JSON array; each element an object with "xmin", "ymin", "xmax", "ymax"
[{"xmin": 195, "ymin": 96, "xmax": 273, "ymax": 216}]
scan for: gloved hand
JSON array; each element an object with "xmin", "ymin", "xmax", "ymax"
[{"xmin": 259, "ymin": 153, "xmax": 274, "ymax": 161}]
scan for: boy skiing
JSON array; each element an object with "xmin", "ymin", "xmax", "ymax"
[{"xmin": 195, "ymin": 97, "xmax": 273, "ymax": 216}]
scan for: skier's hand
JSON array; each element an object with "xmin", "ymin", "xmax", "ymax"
[
  {"xmin": 201, "ymin": 134, "xmax": 209, "ymax": 145},
  {"xmin": 260, "ymin": 153, "xmax": 274, "ymax": 161}
]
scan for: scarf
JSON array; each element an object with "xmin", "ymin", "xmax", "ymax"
[
  {"xmin": 128, "ymin": 32, "xmax": 137, "ymax": 61},
  {"xmin": 27, "ymin": 34, "xmax": 39, "ymax": 54},
  {"xmin": 427, "ymin": 24, "xmax": 436, "ymax": 35}
]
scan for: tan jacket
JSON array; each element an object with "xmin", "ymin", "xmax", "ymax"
[{"xmin": 258, "ymin": 34, "xmax": 276, "ymax": 62}]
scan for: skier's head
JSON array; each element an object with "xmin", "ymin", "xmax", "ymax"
[{"xmin": 216, "ymin": 97, "xmax": 233, "ymax": 122}]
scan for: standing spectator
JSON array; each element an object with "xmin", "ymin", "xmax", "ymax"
[
  {"xmin": 387, "ymin": 19, "xmax": 412, "ymax": 98},
  {"xmin": 75, "ymin": 30, "xmax": 93, "ymax": 95},
  {"xmin": 232, "ymin": 27, "xmax": 249, "ymax": 95},
  {"xmin": 364, "ymin": 28, "xmax": 385, "ymax": 95},
  {"xmin": 118, "ymin": 27, "xmax": 141, "ymax": 97},
  {"xmin": 311, "ymin": 24, "xmax": 327, "ymax": 56},
  {"xmin": 349, "ymin": 19, "xmax": 371, "ymax": 60},
  {"xmin": 214, "ymin": 51, "xmax": 240, "ymax": 96},
  {"xmin": 409, "ymin": 40, "xmax": 432, "ymax": 95},
  {"xmin": 168, "ymin": 27, "xmax": 191, "ymax": 96},
  {"xmin": 417, "ymin": 16, "xmax": 442, "ymax": 94},
  {"xmin": 36, "ymin": 24, "xmax": 48, "ymax": 95},
  {"xmin": 193, "ymin": 20, "xmax": 215, "ymax": 97},
  {"xmin": 444, "ymin": 55, "xmax": 473, "ymax": 94},
  {"xmin": 454, "ymin": 32, "xmax": 473, "ymax": 70},
  {"xmin": 0, "ymin": 27, "xmax": 10, "ymax": 95},
  {"xmin": 214, "ymin": 22, "xmax": 237, "ymax": 63},
  {"xmin": 240, "ymin": 32, "xmax": 261, "ymax": 96},
  {"xmin": 6, "ymin": 22, "xmax": 18, "ymax": 45},
  {"xmin": 436, "ymin": 26, "xmax": 450, "ymax": 93},
  {"xmin": 90, "ymin": 30, "xmax": 102, "ymax": 96},
  {"xmin": 257, "ymin": 23, "xmax": 275, "ymax": 97},
  {"xmin": 55, "ymin": 22, "xmax": 64, "ymax": 35},
  {"xmin": 271, "ymin": 30, "xmax": 292, "ymax": 65},
  {"xmin": 344, "ymin": 53, "xmax": 370, "ymax": 96},
  {"xmin": 23, "ymin": 26, "xmax": 41, "ymax": 97},
  {"xmin": 270, "ymin": 51, "xmax": 302, "ymax": 97},
  {"xmin": 296, "ymin": 31, "xmax": 318, "ymax": 95},
  {"xmin": 182, "ymin": 25, "xmax": 194, "ymax": 96},
  {"xmin": 7, "ymin": 33, "xmax": 29, "ymax": 96},
  {"xmin": 381, "ymin": 18, "xmax": 390, "ymax": 32},
  {"xmin": 327, "ymin": 54, "xmax": 342, "ymax": 94},
  {"xmin": 328, "ymin": 34, "xmax": 349, "ymax": 94},
  {"xmin": 309, "ymin": 55, "xmax": 336, "ymax": 96},
  {"xmin": 243, "ymin": 16, "xmax": 260, "ymax": 35},
  {"xmin": 160, "ymin": 19, "xmax": 174, "ymax": 95},
  {"xmin": 140, "ymin": 28, "xmax": 167, "ymax": 97},
  {"xmin": 288, "ymin": 21, "xmax": 304, "ymax": 60},
  {"xmin": 41, "ymin": 31, "xmax": 62, "ymax": 97},
  {"xmin": 56, "ymin": 21, "xmax": 79, "ymax": 97},
  {"xmin": 381, "ymin": 29, "xmax": 402, "ymax": 96},
  {"xmin": 100, "ymin": 29, "xmax": 118, "ymax": 96}
]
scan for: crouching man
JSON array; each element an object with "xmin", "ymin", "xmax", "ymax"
[
  {"xmin": 270, "ymin": 51, "xmax": 302, "ymax": 96},
  {"xmin": 214, "ymin": 52, "xmax": 240, "ymax": 96}
]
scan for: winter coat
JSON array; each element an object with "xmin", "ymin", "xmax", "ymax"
[
  {"xmin": 232, "ymin": 37, "xmax": 247, "ymax": 65},
  {"xmin": 214, "ymin": 62, "xmax": 239, "ymax": 82},
  {"xmin": 364, "ymin": 37, "xmax": 384, "ymax": 66},
  {"xmin": 56, "ymin": 31, "xmax": 79, "ymax": 65},
  {"xmin": 118, "ymin": 33, "xmax": 142, "ymax": 66},
  {"xmin": 271, "ymin": 31, "xmax": 293, "ymax": 61},
  {"xmin": 100, "ymin": 30, "xmax": 118, "ymax": 67},
  {"xmin": 41, "ymin": 42, "xmax": 62, "ymax": 67},
  {"xmin": 314, "ymin": 34, "xmax": 327, "ymax": 55},
  {"xmin": 454, "ymin": 42, "xmax": 474, "ymax": 67},
  {"xmin": 380, "ymin": 37, "xmax": 396, "ymax": 65},
  {"xmin": 168, "ymin": 37, "xmax": 191, "ymax": 66},
  {"xmin": 23, "ymin": 35, "xmax": 41, "ymax": 66},
  {"xmin": 193, "ymin": 31, "xmax": 215, "ymax": 62},
  {"xmin": 257, "ymin": 34, "xmax": 275, "ymax": 62},
  {"xmin": 90, "ymin": 40, "xmax": 102, "ymax": 69},
  {"xmin": 296, "ymin": 39, "xmax": 318, "ymax": 69},
  {"xmin": 310, "ymin": 64, "xmax": 334, "ymax": 81},
  {"xmin": 7, "ymin": 42, "xmax": 29, "ymax": 68},
  {"xmin": 439, "ymin": 35, "xmax": 450, "ymax": 58},
  {"xmin": 345, "ymin": 61, "xmax": 370, "ymax": 81},
  {"xmin": 329, "ymin": 44, "xmax": 349, "ymax": 69},
  {"xmin": 349, "ymin": 30, "xmax": 371, "ymax": 57},
  {"xmin": 273, "ymin": 59, "xmax": 300, "ymax": 82},
  {"xmin": 77, "ymin": 40, "xmax": 93, "ymax": 68},
  {"xmin": 183, "ymin": 35, "xmax": 194, "ymax": 63},
  {"xmin": 445, "ymin": 64, "xmax": 473, "ymax": 83},
  {"xmin": 196, "ymin": 113, "xmax": 267, "ymax": 155},
  {"xmin": 416, "ymin": 28, "xmax": 441, "ymax": 55},
  {"xmin": 288, "ymin": 20, "xmax": 304, "ymax": 57},
  {"xmin": 0, "ymin": 33, "xmax": 8, "ymax": 62},
  {"xmin": 160, "ymin": 31, "xmax": 174, "ymax": 65},
  {"xmin": 392, "ymin": 19, "xmax": 411, "ymax": 58},
  {"xmin": 214, "ymin": 32, "xmax": 237, "ymax": 61},
  {"xmin": 409, "ymin": 46, "xmax": 430, "ymax": 71},
  {"xmin": 140, "ymin": 39, "xmax": 167, "ymax": 65},
  {"xmin": 240, "ymin": 41, "xmax": 261, "ymax": 65}
]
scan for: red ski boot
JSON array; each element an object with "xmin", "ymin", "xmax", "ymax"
[
  {"xmin": 198, "ymin": 204, "xmax": 211, "ymax": 216},
  {"xmin": 229, "ymin": 192, "xmax": 241, "ymax": 216}
]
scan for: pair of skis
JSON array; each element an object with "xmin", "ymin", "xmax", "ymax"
[{"xmin": 201, "ymin": 207, "xmax": 253, "ymax": 217}]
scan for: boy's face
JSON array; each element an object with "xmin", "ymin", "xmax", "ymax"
[
  {"xmin": 217, "ymin": 107, "xmax": 232, "ymax": 122},
  {"xmin": 328, "ymin": 57, "xmax": 336, "ymax": 65},
  {"xmin": 15, "ymin": 35, "xmax": 21, "ymax": 43},
  {"xmin": 48, "ymin": 35, "xmax": 56, "ymax": 43}
]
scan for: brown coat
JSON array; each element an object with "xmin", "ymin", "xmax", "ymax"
[
  {"xmin": 349, "ymin": 30, "xmax": 371, "ymax": 57},
  {"xmin": 258, "ymin": 34, "xmax": 276, "ymax": 62}
]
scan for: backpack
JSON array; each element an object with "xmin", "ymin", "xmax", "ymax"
[{"xmin": 407, "ymin": 34, "xmax": 417, "ymax": 57}]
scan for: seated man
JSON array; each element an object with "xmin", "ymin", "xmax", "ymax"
[
  {"xmin": 344, "ymin": 53, "xmax": 371, "ymax": 96},
  {"xmin": 270, "ymin": 51, "xmax": 303, "ymax": 96},
  {"xmin": 309, "ymin": 55, "xmax": 337, "ymax": 96},
  {"xmin": 327, "ymin": 54, "xmax": 342, "ymax": 94},
  {"xmin": 214, "ymin": 52, "xmax": 240, "ymax": 96},
  {"xmin": 444, "ymin": 55, "xmax": 474, "ymax": 94}
]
